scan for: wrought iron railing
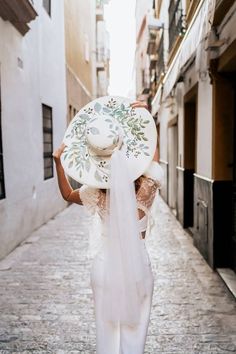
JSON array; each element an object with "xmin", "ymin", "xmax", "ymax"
[
  {"xmin": 168, "ymin": 0, "xmax": 185, "ymax": 51},
  {"xmin": 156, "ymin": 32, "xmax": 165, "ymax": 82}
]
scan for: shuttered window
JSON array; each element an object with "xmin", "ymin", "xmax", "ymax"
[{"xmin": 42, "ymin": 104, "xmax": 53, "ymax": 180}]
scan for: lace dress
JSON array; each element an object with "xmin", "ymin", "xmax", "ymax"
[{"xmin": 79, "ymin": 161, "xmax": 164, "ymax": 354}]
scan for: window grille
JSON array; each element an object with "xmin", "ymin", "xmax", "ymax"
[{"xmin": 42, "ymin": 104, "xmax": 53, "ymax": 180}]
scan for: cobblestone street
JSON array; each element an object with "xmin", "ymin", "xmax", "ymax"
[{"xmin": 0, "ymin": 196, "xmax": 236, "ymax": 354}]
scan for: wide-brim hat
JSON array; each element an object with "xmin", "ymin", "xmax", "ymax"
[{"xmin": 61, "ymin": 95, "xmax": 157, "ymax": 189}]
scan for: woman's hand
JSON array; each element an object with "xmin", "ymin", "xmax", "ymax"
[
  {"xmin": 52, "ymin": 143, "xmax": 82, "ymax": 205},
  {"xmin": 130, "ymin": 101, "xmax": 149, "ymax": 111},
  {"xmin": 52, "ymin": 143, "xmax": 66, "ymax": 164}
]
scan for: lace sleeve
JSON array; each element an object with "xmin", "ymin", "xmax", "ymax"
[
  {"xmin": 136, "ymin": 176, "xmax": 159, "ymax": 216},
  {"xmin": 96, "ymin": 190, "xmax": 107, "ymax": 219},
  {"xmin": 79, "ymin": 185, "xmax": 107, "ymax": 218},
  {"xmin": 79, "ymin": 185, "xmax": 100, "ymax": 215}
]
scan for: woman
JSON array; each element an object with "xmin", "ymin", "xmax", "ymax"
[{"xmin": 52, "ymin": 99, "xmax": 164, "ymax": 354}]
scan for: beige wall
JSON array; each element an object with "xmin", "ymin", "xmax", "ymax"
[
  {"xmin": 64, "ymin": 0, "xmax": 97, "ymax": 107},
  {"xmin": 135, "ymin": 0, "xmax": 153, "ymax": 98}
]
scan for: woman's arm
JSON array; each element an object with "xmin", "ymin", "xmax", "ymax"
[
  {"xmin": 52, "ymin": 144, "xmax": 82, "ymax": 205},
  {"xmin": 130, "ymin": 101, "xmax": 149, "ymax": 110},
  {"xmin": 153, "ymin": 147, "xmax": 159, "ymax": 162}
]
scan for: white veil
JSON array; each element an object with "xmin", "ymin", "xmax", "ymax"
[{"xmin": 101, "ymin": 149, "xmax": 150, "ymax": 327}]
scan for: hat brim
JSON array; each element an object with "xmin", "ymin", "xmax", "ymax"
[{"xmin": 61, "ymin": 96, "xmax": 157, "ymax": 189}]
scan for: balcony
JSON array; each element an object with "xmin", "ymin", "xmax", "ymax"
[
  {"xmin": 0, "ymin": 0, "xmax": 37, "ymax": 35},
  {"xmin": 147, "ymin": 30, "xmax": 157, "ymax": 55},
  {"xmin": 156, "ymin": 32, "xmax": 165, "ymax": 83},
  {"xmin": 168, "ymin": 0, "xmax": 186, "ymax": 52},
  {"xmin": 147, "ymin": 15, "xmax": 163, "ymax": 55},
  {"xmin": 96, "ymin": 0, "xmax": 111, "ymax": 21},
  {"xmin": 96, "ymin": 8, "xmax": 104, "ymax": 22}
]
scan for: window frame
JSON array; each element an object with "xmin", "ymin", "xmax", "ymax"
[{"xmin": 42, "ymin": 0, "xmax": 51, "ymax": 17}]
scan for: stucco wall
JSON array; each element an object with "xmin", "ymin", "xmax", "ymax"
[
  {"xmin": 197, "ymin": 78, "xmax": 213, "ymax": 178},
  {"xmin": 0, "ymin": 0, "xmax": 67, "ymax": 260},
  {"xmin": 64, "ymin": 0, "xmax": 96, "ymax": 99}
]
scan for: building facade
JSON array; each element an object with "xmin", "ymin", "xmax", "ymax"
[
  {"xmin": 64, "ymin": 0, "xmax": 110, "ymax": 191},
  {"xmin": 96, "ymin": 0, "xmax": 110, "ymax": 98},
  {"xmin": 0, "ymin": 0, "xmax": 67, "ymax": 260},
  {"xmin": 64, "ymin": 0, "xmax": 96, "ymax": 123},
  {"xmin": 0, "ymin": 0, "xmax": 110, "ymax": 261},
  {"xmin": 64, "ymin": 0, "xmax": 110, "ymax": 126},
  {"xmin": 136, "ymin": 0, "xmax": 236, "ymax": 287}
]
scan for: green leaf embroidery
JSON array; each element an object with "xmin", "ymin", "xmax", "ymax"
[
  {"xmin": 94, "ymin": 102, "xmax": 102, "ymax": 113},
  {"xmin": 85, "ymin": 160, "xmax": 90, "ymax": 172},
  {"xmin": 95, "ymin": 170, "xmax": 103, "ymax": 182},
  {"xmin": 90, "ymin": 127, "xmax": 100, "ymax": 135},
  {"xmin": 79, "ymin": 114, "xmax": 90, "ymax": 120},
  {"xmin": 103, "ymin": 107, "xmax": 111, "ymax": 113},
  {"xmin": 68, "ymin": 160, "xmax": 73, "ymax": 168}
]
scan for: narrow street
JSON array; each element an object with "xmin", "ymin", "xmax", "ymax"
[{"xmin": 0, "ymin": 196, "xmax": 236, "ymax": 354}]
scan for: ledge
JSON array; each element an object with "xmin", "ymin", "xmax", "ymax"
[
  {"xmin": 0, "ymin": 0, "xmax": 37, "ymax": 35},
  {"xmin": 217, "ymin": 268, "xmax": 236, "ymax": 299}
]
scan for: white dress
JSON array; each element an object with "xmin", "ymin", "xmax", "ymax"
[{"xmin": 79, "ymin": 162, "xmax": 163, "ymax": 354}]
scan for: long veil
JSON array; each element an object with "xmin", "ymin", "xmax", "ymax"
[{"xmin": 101, "ymin": 150, "xmax": 150, "ymax": 327}]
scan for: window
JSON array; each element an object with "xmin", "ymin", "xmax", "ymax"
[
  {"xmin": 0, "ymin": 82, "xmax": 5, "ymax": 199},
  {"xmin": 69, "ymin": 104, "xmax": 73, "ymax": 121},
  {"xmin": 42, "ymin": 104, "xmax": 53, "ymax": 180},
  {"xmin": 168, "ymin": 0, "xmax": 185, "ymax": 51},
  {"xmin": 43, "ymin": 0, "xmax": 51, "ymax": 16}
]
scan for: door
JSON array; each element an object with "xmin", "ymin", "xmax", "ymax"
[
  {"xmin": 184, "ymin": 85, "xmax": 197, "ymax": 229},
  {"xmin": 168, "ymin": 119, "xmax": 178, "ymax": 213},
  {"xmin": 232, "ymin": 84, "xmax": 236, "ymax": 272}
]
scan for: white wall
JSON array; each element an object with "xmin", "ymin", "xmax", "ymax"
[
  {"xmin": 0, "ymin": 0, "xmax": 67, "ymax": 260},
  {"xmin": 197, "ymin": 78, "xmax": 212, "ymax": 178}
]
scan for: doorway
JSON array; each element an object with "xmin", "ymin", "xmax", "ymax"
[
  {"xmin": 183, "ymin": 84, "xmax": 197, "ymax": 230},
  {"xmin": 231, "ymin": 80, "xmax": 236, "ymax": 272},
  {"xmin": 167, "ymin": 117, "xmax": 178, "ymax": 215},
  {"xmin": 211, "ymin": 47, "xmax": 236, "ymax": 272}
]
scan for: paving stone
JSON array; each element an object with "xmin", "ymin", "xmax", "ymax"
[{"xmin": 0, "ymin": 197, "xmax": 236, "ymax": 353}]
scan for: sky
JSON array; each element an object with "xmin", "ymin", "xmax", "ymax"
[{"xmin": 104, "ymin": 0, "xmax": 136, "ymax": 99}]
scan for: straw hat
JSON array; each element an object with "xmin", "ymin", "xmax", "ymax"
[{"xmin": 61, "ymin": 96, "xmax": 157, "ymax": 188}]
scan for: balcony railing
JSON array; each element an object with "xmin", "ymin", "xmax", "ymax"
[
  {"xmin": 156, "ymin": 32, "xmax": 164, "ymax": 82},
  {"xmin": 168, "ymin": 0, "xmax": 185, "ymax": 51},
  {"xmin": 147, "ymin": 30, "xmax": 157, "ymax": 55}
]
